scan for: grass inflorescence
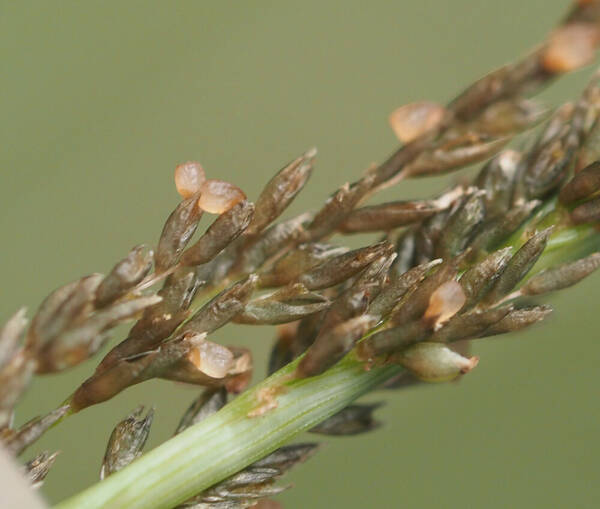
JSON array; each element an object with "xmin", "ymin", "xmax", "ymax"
[{"xmin": 4, "ymin": 1, "xmax": 600, "ymax": 508}]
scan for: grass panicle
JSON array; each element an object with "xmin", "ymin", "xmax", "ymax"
[{"xmin": 3, "ymin": 2, "xmax": 600, "ymax": 508}]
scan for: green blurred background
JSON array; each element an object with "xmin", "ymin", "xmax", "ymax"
[{"xmin": 1, "ymin": 1, "xmax": 599, "ymax": 507}]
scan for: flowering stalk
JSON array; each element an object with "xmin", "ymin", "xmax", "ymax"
[
  {"xmin": 53, "ymin": 212, "xmax": 600, "ymax": 509},
  {"xmin": 3, "ymin": 2, "xmax": 600, "ymax": 508}
]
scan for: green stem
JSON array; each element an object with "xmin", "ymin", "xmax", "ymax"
[{"xmin": 54, "ymin": 354, "xmax": 402, "ymax": 509}]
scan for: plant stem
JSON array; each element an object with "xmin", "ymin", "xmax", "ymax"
[{"xmin": 54, "ymin": 353, "xmax": 401, "ymax": 509}]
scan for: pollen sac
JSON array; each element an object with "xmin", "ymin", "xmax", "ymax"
[
  {"xmin": 520, "ymin": 252, "xmax": 600, "ymax": 295},
  {"xmin": 155, "ymin": 193, "xmax": 203, "ymax": 272},
  {"xmin": 159, "ymin": 336, "xmax": 253, "ymax": 392},
  {"xmin": 337, "ymin": 199, "xmax": 441, "ymax": 233},
  {"xmin": 247, "ymin": 148, "xmax": 315, "ymax": 235},
  {"xmin": 423, "ymin": 280, "xmax": 466, "ymax": 329},
  {"xmin": 198, "ymin": 179, "xmax": 247, "ymax": 214},
  {"xmin": 559, "ymin": 160, "xmax": 600, "ymax": 204},
  {"xmin": 395, "ymin": 342, "xmax": 479, "ymax": 382},
  {"xmin": 189, "ymin": 339, "xmax": 235, "ymax": 379},
  {"xmin": 175, "ymin": 387, "xmax": 227, "ymax": 434},
  {"xmin": 388, "ymin": 101, "xmax": 447, "ymax": 143},
  {"xmin": 180, "ymin": 200, "xmax": 254, "ymax": 267},
  {"xmin": 95, "ymin": 245, "xmax": 153, "ymax": 308},
  {"xmin": 100, "ymin": 406, "xmax": 154, "ymax": 479},
  {"xmin": 542, "ymin": 23, "xmax": 600, "ymax": 73},
  {"xmin": 174, "ymin": 161, "xmax": 206, "ymax": 199},
  {"xmin": 310, "ymin": 403, "xmax": 382, "ymax": 436},
  {"xmin": 128, "ymin": 332, "xmax": 248, "ymax": 390}
]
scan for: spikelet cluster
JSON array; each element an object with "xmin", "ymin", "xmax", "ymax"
[{"xmin": 3, "ymin": 2, "xmax": 600, "ymax": 506}]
